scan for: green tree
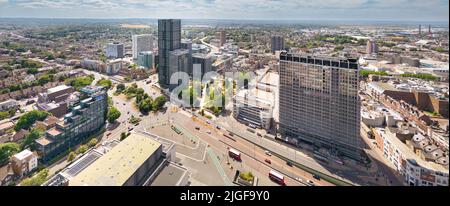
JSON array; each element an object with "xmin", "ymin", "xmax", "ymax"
[
  {"xmin": 67, "ymin": 152, "xmax": 76, "ymax": 162},
  {"xmin": 20, "ymin": 169, "xmax": 49, "ymax": 186},
  {"xmin": 139, "ymin": 98, "xmax": 153, "ymax": 114},
  {"xmin": 96, "ymin": 78, "xmax": 112, "ymax": 90},
  {"xmin": 152, "ymin": 96, "xmax": 167, "ymax": 111},
  {"xmin": 76, "ymin": 145, "xmax": 88, "ymax": 154},
  {"xmin": 27, "ymin": 68, "xmax": 38, "ymax": 75},
  {"xmin": 21, "ymin": 128, "xmax": 43, "ymax": 150},
  {"xmin": 14, "ymin": 110, "xmax": 50, "ymax": 131},
  {"xmin": 116, "ymin": 84, "xmax": 125, "ymax": 93},
  {"xmin": 0, "ymin": 142, "xmax": 20, "ymax": 165},
  {"xmin": 107, "ymin": 107, "xmax": 121, "ymax": 123},
  {"xmin": 0, "ymin": 111, "xmax": 9, "ymax": 120},
  {"xmin": 88, "ymin": 138, "xmax": 98, "ymax": 148},
  {"xmin": 65, "ymin": 76, "xmax": 94, "ymax": 90}
]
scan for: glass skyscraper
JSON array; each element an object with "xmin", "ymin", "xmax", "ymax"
[{"xmin": 158, "ymin": 19, "xmax": 181, "ymax": 88}]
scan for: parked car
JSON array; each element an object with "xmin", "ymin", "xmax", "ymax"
[{"xmin": 265, "ymin": 150, "xmax": 272, "ymax": 156}]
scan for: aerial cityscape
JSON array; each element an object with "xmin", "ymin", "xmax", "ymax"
[{"xmin": 0, "ymin": 0, "xmax": 448, "ymax": 187}]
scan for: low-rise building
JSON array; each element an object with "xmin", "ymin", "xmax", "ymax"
[
  {"xmin": 0, "ymin": 121, "xmax": 14, "ymax": 136},
  {"xmin": 69, "ymin": 133, "xmax": 164, "ymax": 186},
  {"xmin": 11, "ymin": 149, "xmax": 38, "ymax": 177},
  {"xmin": 106, "ymin": 59, "xmax": 123, "ymax": 75},
  {"xmin": 0, "ymin": 99, "xmax": 19, "ymax": 112}
]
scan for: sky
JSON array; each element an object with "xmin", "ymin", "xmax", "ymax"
[{"xmin": 0, "ymin": 0, "xmax": 448, "ymax": 22}]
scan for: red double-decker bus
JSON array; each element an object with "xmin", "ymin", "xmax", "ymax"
[
  {"xmin": 269, "ymin": 170, "xmax": 285, "ymax": 185},
  {"xmin": 228, "ymin": 148, "xmax": 241, "ymax": 161}
]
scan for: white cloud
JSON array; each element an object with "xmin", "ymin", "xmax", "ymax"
[{"xmin": 0, "ymin": 0, "xmax": 448, "ymax": 21}]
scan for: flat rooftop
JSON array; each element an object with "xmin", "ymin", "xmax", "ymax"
[
  {"xmin": 69, "ymin": 134, "xmax": 162, "ymax": 186},
  {"xmin": 48, "ymin": 85, "xmax": 71, "ymax": 94},
  {"xmin": 150, "ymin": 163, "xmax": 188, "ymax": 186}
]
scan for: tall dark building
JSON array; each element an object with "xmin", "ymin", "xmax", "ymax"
[
  {"xmin": 181, "ymin": 39, "xmax": 193, "ymax": 76},
  {"xmin": 271, "ymin": 35, "xmax": 285, "ymax": 53},
  {"xmin": 278, "ymin": 52, "xmax": 362, "ymax": 160},
  {"xmin": 158, "ymin": 19, "xmax": 181, "ymax": 88},
  {"xmin": 192, "ymin": 53, "xmax": 212, "ymax": 77}
]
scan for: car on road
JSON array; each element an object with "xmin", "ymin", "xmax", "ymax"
[
  {"xmin": 313, "ymin": 174, "xmax": 321, "ymax": 180},
  {"xmin": 264, "ymin": 159, "xmax": 271, "ymax": 164},
  {"xmin": 195, "ymin": 126, "xmax": 200, "ymax": 130},
  {"xmin": 206, "ymin": 131, "xmax": 211, "ymax": 134},
  {"xmin": 265, "ymin": 150, "xmax": 272, "ymax": 156},
  {"xmin": 123, "ymin": 103, "xmax": 126, "ymax": 106},
  {"xmin": 306, "ymin": 180, "xmax": 315, "ymax": 186},
  {"xmin": 128, "ymin": 127, "xmax": 134, "ymax": 131},
  {"xmin": 296, "ymin": 177, "xmax": 303, "ymax": 183},
  {"xmin": 206, "ymin": 120, "xmax": 211, "ymax": 124},
  {"xmin": 127, "ymin": 112, "xmax": 130, "ymax": 114},
  {"xmin": 106, "ymin": 132, "xmax": 112, "ymax": 136},
  {"xmin": 216, "ymin": 126, "xmax": 221, "ymax": 130},
  {"xmin": 286, "ymin": 161, "xmax": 293, "ymax": 167}
]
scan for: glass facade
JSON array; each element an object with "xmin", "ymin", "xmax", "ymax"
[{"xmin": 35, "ymin": 86, "xmax": 108, "ymax": 162}]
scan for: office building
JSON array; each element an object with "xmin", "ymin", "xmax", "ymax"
[
  {"xmin": 80, "ymin": 59, "xmax": 107, "ymax": 73},
  {"xmin": 181, "ymin": 39, "xmax": 192, "ymax": 51},
  {"xmin": 35, "ymin": 86, "xmax": 108, "ymax": 162},
  {"xmin": 137, "ymin": 51, "xmax": 154, "ymax": 69},
  {"xmin": 192, "ymin": 53, "xmax": 212, "ymax": 77},
  {"xmin": 271, "ymin": 35, "xmax": 284, "ymax": 53},
  {"xmin": 158, "ymin": 19, "xmax": 181, "ymax": 88},
  {"xmin": 106, "ymin": 59, "xmax": 123, "ymax": 75},
  {"xmin": 11, "ymin": 149, "xmax": 38, "ymax": 177},
  {"xmin": 366, "ymin": 39, "xmax": 378, "ymax": 54},
  {"xmin": 169, "ymin": 49, "xmax": 190, "ymax": 85},
  {"xmin": 106, "ymin": 42, "xmax": 124, "ymax": 59},
  {"xmin": 69, "ymin": 133, "xmax": 163, "ymax": 186},
  {"xmin": 181, "ymin": 39, "xmax": 193, "ymax": 74},
  {"xmin": 219, "ymin": 30, "xmax": 226, "ymax": 46},
  {"xmin": 132, "ymin": 34, "xmax": 153, "ymax": 59},
  {"xmin": 279, "ymin": 52, "xmax": 362, "ymax": 160}
]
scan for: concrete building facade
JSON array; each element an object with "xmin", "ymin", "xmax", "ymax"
[{"xmin": 279, "ymin": 52, "xmax": 362, "ymax": 160}]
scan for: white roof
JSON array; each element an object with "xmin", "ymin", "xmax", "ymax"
[
  {"xmin": 48, "ymin": 85, "xmax": 71, "ymax": 94},
  {"xmin": 13, "ymin": 149, "xmax": 34, "ymax": 161}
]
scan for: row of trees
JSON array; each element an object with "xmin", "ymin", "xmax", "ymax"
[
  {"xmin": 14, "ymin": 110, "xmax": 50, "ymax": 131},
  {"xmin": 64, "ymin": 75, "xmax": 95, "ymax": 91},
  {"xmin": 67, "ymin": 138, "xmax": 98, "ymax": 162}
]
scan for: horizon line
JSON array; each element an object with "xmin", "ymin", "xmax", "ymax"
[{"xmin": 0, "ymin": 16, "xmax": 448, "ymax": 24}]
